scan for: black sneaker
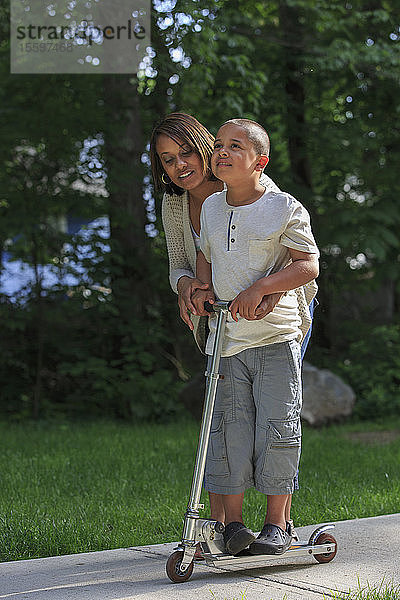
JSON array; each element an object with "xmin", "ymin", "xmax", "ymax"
[
  {"xmin": 286, "ymin": 519, "xmax": 299, "ymax": 542},
  {"xmin": 223, "ymin": 521, "xmax": 256, "ymax": 555},
  {"xmin": 249, "ymin": 523, "xmax": 292, "ymax": 555}
]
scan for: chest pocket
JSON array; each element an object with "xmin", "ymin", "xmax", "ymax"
[{"xmin": 249, "ymin": 238, "xmax": 275, "ymax": 272}]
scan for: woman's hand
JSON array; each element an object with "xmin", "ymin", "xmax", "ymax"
[
  {"xmin": 253, "ymin": 292, "xmax": 283, "ymax": 320},
  {"xmin": 177, "ymin": 276, "xmax": 210, "ymax": 330}
]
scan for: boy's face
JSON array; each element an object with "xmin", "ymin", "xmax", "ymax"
[{"xmin": 211, "ymin": 123, "xmax": 267, "ymax": 184}]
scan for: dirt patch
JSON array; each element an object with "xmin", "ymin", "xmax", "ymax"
[{"xmin": 345, "ymin": 430, "xmax": 400, "ymax": 445}]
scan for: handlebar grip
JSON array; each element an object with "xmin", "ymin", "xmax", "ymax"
[
  {"xmin": 204, "ymin": 300, "xmax": 232, "ymax": 313},
  {"xmin": 204, "ymin": 301, "xmax": 215, "ymax": 313}
]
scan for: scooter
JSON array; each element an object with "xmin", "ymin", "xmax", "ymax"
[{"xmin": 166, "ymin": 301, "xmax": 337, "ymax": 583}]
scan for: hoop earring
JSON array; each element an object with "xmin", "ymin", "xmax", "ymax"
[{"xmin": 162, "ymin": 173, "xmax": 171, "ymax": 185}]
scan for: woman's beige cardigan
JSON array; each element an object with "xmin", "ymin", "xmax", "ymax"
[{"xmin": 161, "ymin": 174, "xmax": 317, "ymax": 353}]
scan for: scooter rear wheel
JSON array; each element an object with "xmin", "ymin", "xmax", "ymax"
[
  {"xmin": 166, "ymin": 550, "xmax": 194, "ymax": 583},
  {"xmin": 313, "ymin": 532, "xmax": 337, "ymax": 563}
]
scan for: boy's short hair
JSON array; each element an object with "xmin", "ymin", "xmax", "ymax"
[{"xmin": 222, "ymin": 118, "xmax": 270, "ymax": 157}]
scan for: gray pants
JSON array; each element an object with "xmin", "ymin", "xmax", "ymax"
[{"xmin": 204, "ymin": 340, "xmax": 302, "ymax": 496}]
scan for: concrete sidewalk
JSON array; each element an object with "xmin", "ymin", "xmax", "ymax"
[{"xmin": 0, "ymin": 514, "xmax": 399, "ymax": 600}]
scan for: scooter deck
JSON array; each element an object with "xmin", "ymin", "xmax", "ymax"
[{"xmin": 199, "ymin": 540, "xmax": 336, "ymax": 568}]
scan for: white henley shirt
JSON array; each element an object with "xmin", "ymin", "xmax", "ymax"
[{"xmin": 200, "ymin": 189, "xmax": 319, "ymax": 357}]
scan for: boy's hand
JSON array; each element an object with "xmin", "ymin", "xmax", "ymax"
[
  {"xmin": 229, "ymin": 282, "xmax": 264, "ymax": 322},
  {"xmin": 191, "ymin": 288, "xmax": 216, "ymax": 317},
  {"xmin": 253, "ymin": 292, "xmax": 283, "ymax": 320}
]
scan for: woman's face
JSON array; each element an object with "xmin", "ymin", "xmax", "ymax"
[{"xmin": 156, "ymin": 134, "xmax": 206, "ymax": 191}]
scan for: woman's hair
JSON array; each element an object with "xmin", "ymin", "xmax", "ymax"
[{"xmin": 150, "ymin": 112, "xmax": 217, "ymax": 196}]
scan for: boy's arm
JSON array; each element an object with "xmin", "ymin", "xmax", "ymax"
[
  {"xmin": 230, "ymin": 249, "xmax": 319, "ymax": 321},
  {"xmin": 191, "ymin": 251, "xmax": 216, "ymax": 317},
  {"xmin": 256, "ymin": 249, "xmax": 319, "ymax": 295},
  {"xmin": 196, "ymin": 250, "xmax": 212, "ymax": 286}
]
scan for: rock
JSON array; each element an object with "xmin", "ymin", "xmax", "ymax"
[
  {"xmin": 301, "ymin": 361, "xmax": 355, "ymax": 426},
  {"xmin": 180, "ymin": 362, "xmax": 356, "ymax": 427}
]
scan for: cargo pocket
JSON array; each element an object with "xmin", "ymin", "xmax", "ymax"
[
  {"xmin": 262, "ymin": 418, "xmax": 301, "ymax": 479},
  {"xmin": 206, "ymin": 412, "xmax": 230, "ymax": 478},
  {"xmin": 249, "ymin": 238, "xmax": 274, "ymax": 272}
]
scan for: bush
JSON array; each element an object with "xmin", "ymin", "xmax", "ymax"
[
  {"xmin": 0, "ymin": 288, "xmax": 185, "ymax": 422},
  {"xmin": 336, "ymin": 323, "xmax": 400, "ymax": 419}
]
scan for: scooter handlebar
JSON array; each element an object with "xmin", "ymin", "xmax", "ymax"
[{"xmin": 204, "ymin": 300, "xmax": 231, "ymax": 313}]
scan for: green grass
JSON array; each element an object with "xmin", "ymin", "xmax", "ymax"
[
  {"xmin": 0, "ymin": 417, "xmax": 399, "ymax": 562},
  {"xmin": 327, "ymin": 580, "xmax": 400, "ymax": 599},
  {"xmin": 208, "ymin": 581, "xmax": 400, "ymax": 600},
  {"xmin": 207, "ymin": 580, "xmax": 400, "ymax": 600}
]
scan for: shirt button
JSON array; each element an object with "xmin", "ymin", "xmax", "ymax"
[
  {"xmin": 231, "ymin": 239, "xmax": 235, "ymax": 243},
  {"xmin": 231, "ymin": 225, "xmax": 236, "ymax": 230}
]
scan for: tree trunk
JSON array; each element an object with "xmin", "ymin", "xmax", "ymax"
[
  {"xmin": 278, "ymin": 2, "xmax": 338, "ymax": 351},
  {"xmin": 103, "ymin": 76, "xmax": 148, "ymax": 318},
  {"xmin": 279, "ymin": 1, "xmax": 313, "ymax": 194},
  {"xmin": 32, "ymin": 250, "xmax": 44, "ymax": 420}
]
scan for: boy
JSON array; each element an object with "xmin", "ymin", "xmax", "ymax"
[{"xmin": 192, "ymin": 119, "xmax": 319, "ymax": 556}]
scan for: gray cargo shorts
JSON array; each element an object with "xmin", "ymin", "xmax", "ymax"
[{"xmin": 204, "ymin": 340, "xmax": 302, "ymax": 496}]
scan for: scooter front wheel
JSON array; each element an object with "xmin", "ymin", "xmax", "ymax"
[
  {"xmin": 313, "ymin": 532, "xmax": 337, "ymax": 563},
  {"xmin": 166, "ymin": 550, "xmax": 194, "ymax": 583}
]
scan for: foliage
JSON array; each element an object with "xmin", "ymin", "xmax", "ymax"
[
  {"xmin": 0, "ymin": 0, "xmax": 400, "ymax": 419},
  {"xmin": 336, "ymin": 323, "xmax": 400, "ymax": 420},
  {"xmin": 0, "ymin": 258, "xmax": 185, "ymax": 421},
  {"xmin": 152, "ymin": 0, "xmax": 400, "ymax": 353},
  {"xmin": 329, "ymin": 580, "xmax": 400, "ymax": 600}
]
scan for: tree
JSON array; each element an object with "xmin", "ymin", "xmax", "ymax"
[{"xmin": 1, "ymin": 0, "xmax": 399, "ymax": 420}]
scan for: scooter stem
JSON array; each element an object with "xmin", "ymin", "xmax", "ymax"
[{"xmin": 181, "ymin": 302, "xmax": 229, "ymax": 545}]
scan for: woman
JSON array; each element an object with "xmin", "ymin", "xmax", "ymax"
[
  {"xmin": 150, "ymin": 113, "xmax": 282, "ymax": 346},
  {"xmin": 150, "ymin": 112, "xmax": 316, "ymax": 529}
]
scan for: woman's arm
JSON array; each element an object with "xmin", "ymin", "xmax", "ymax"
[
  {"xmin": 190, "ymin": 251, "xmax": 215, "ymax": 318},
  {"xmin": 161, "ymin": 194, "xmax": 194, "ymax": 293},
  {"xmin": 259, "ymin": 172, "xmax": 281, "ymax": 193},
  {"xmin": 177, "ymin": 276, "xmax": 210, "ymax": 330},
  {"xmin": 162, "ymin": 195, "xmax": 209, "ymax": 329}
]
